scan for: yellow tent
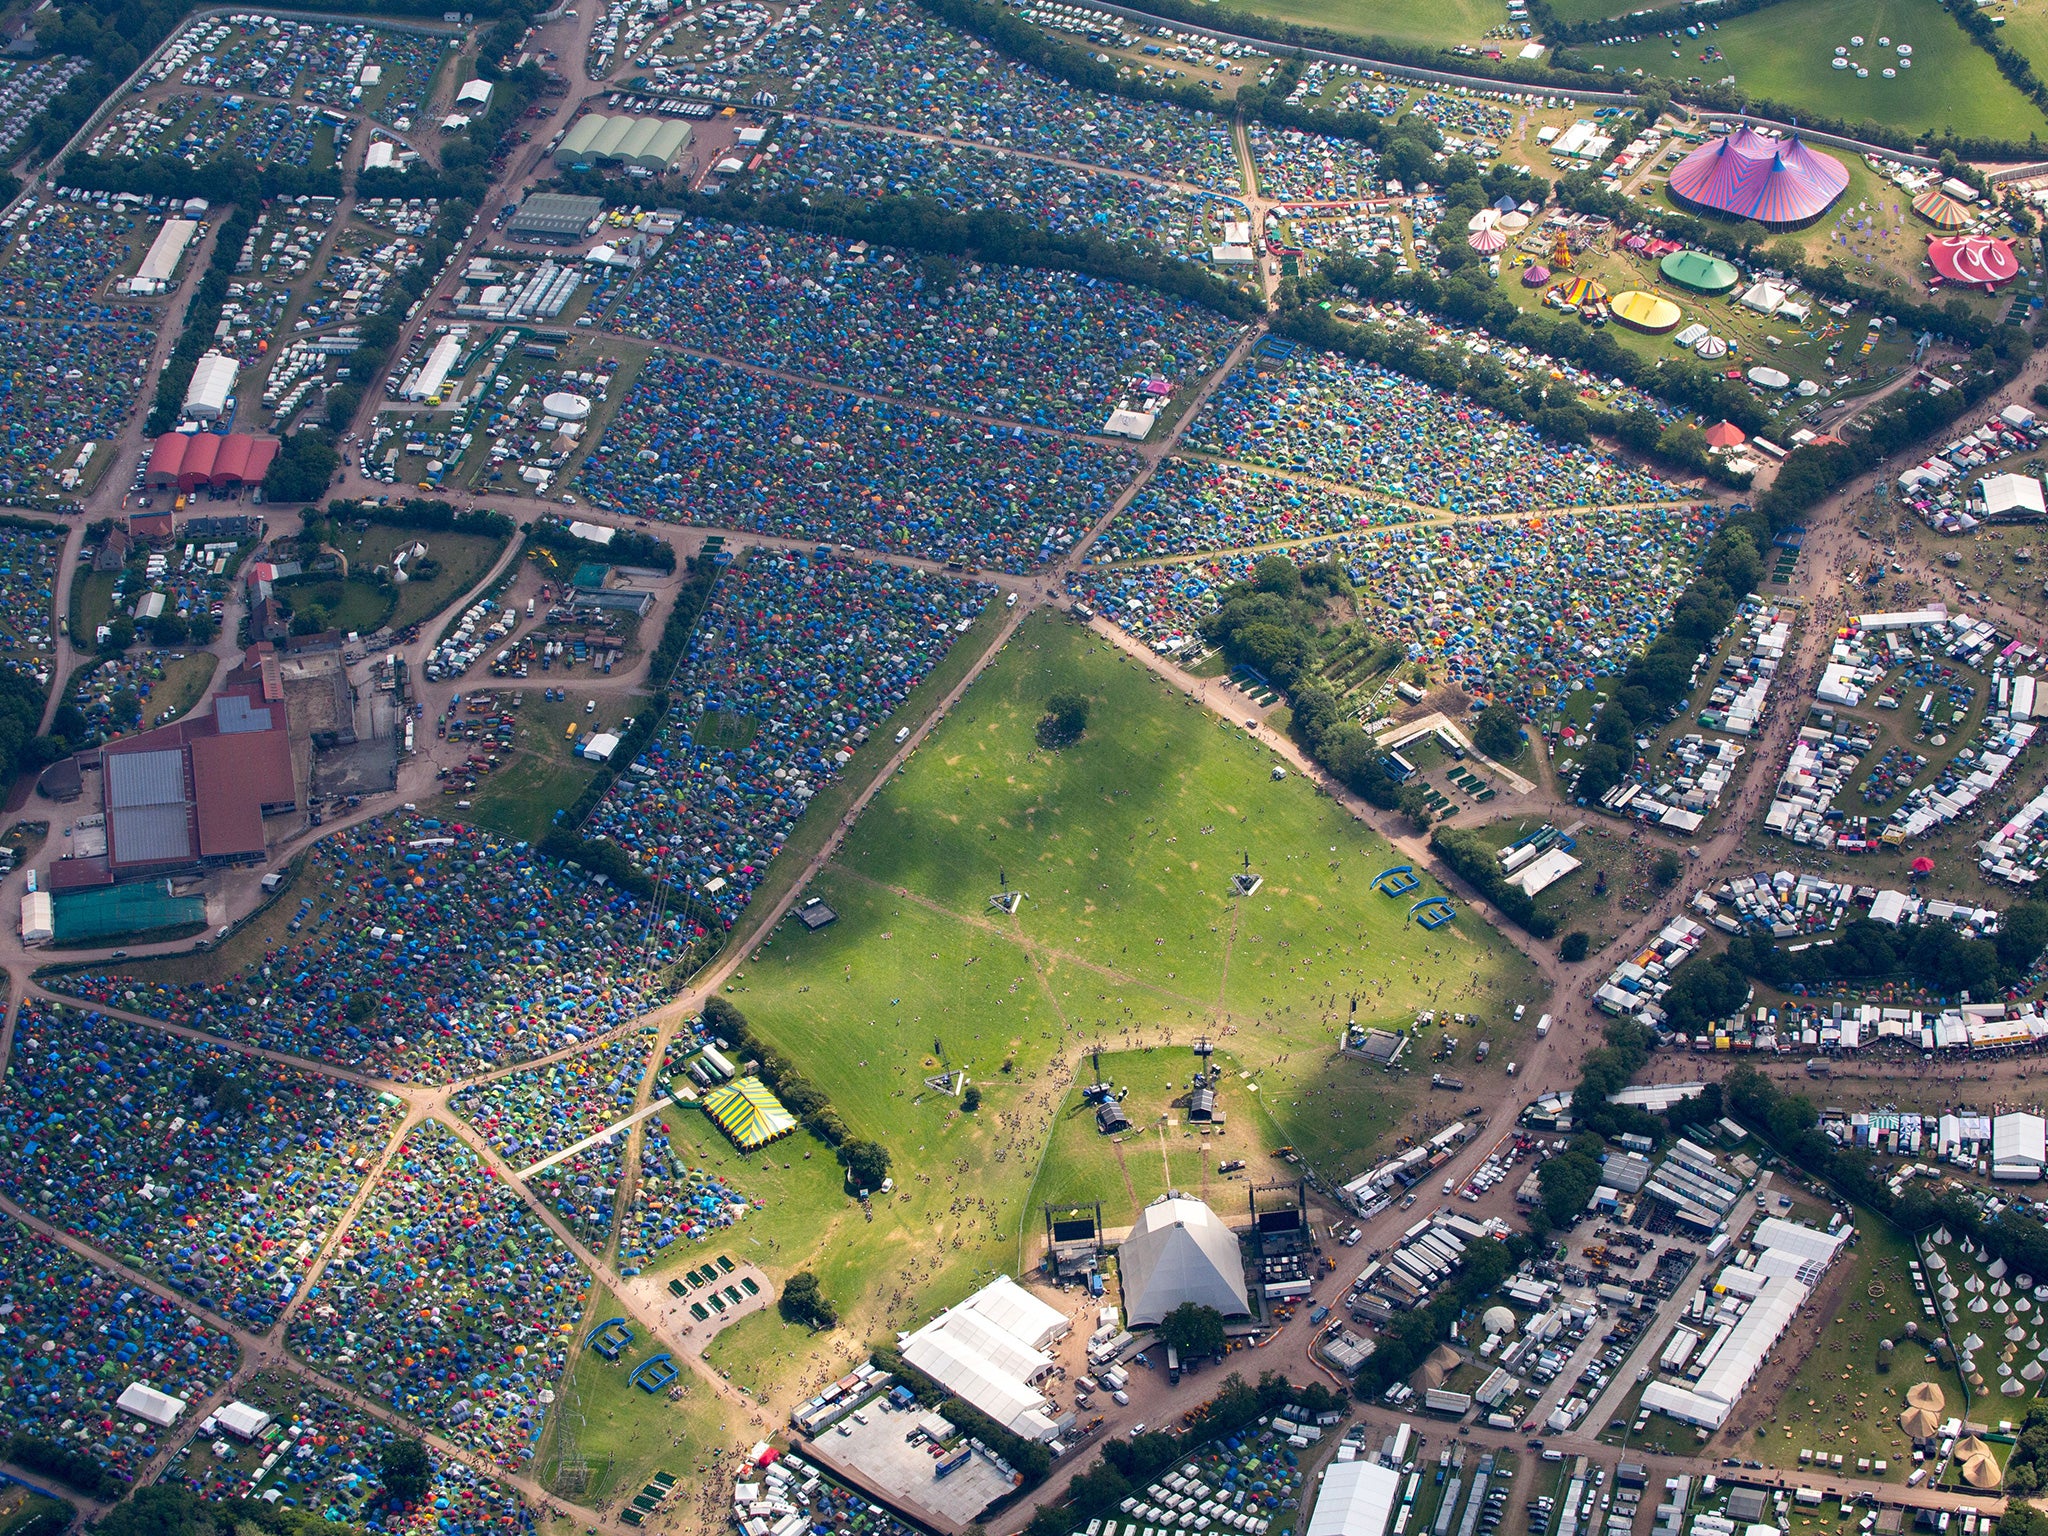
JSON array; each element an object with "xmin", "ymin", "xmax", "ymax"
[
  {"xmin": 1898, "ymin": 1406, "xmax": 1939, "ymax": 1439},
  {"xmin": 703, "ymin": 1075, "xmax": 798, "ymax": 1150},
  {"xmin": 1906, "ymin": 1381, "xmax": 1946, "ymax": 1411},
  {"xmin": 1610, "ymin": 290, "xmax": 1683, "ymax": 333},
  {"xmin": 1962, "ymin": 1453, "xmax": 2002, "ymax": 1490}
]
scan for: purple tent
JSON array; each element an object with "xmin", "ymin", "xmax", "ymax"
[{"xmin": 1667, "ymin": 126, "xmax": 1848, "ymax": 229}]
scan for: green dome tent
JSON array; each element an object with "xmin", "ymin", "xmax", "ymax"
[{"xmin": 1659, "ymin": 250, "xmax": 1740, "ymax": 294}]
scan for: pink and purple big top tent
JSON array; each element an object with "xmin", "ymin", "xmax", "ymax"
[{"xmin": 1667, "ymin": 124, "xmax": 1850, "ymax": 230}]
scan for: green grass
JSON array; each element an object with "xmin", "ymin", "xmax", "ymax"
[
  {"xmin": 434, "ymin": 690, "xmax": 649, "ymax": 842},
  {"xmin": 337, "ymin": 521, "xmax": 509, "ymax": 631},
  {"xmin": 1591, "ymin": 0, "xmax": 2047, "ymax": 142},
  {"xmin": 69, "ymin": 569, "xmax": 114, "ymax": 642},
  {"xmin": 703, "ymin": 610, "xmax": 1540, "ymax": 1415},
  {"xmin": 1989, "ymin": 0, "xmax": 2048, "ymax": 86},
  {"xmin": 535, "ymin": 1281, "xmax": 736, "ymax": 1507},
  {"xmin": 152, "ymin": 652, "xmax": 217, "ymax": 725},
  {"xmin": 1545, "ymin": 0, "xmax": 1678, "ymax": 22},
  {"xmin": 274, "ymin": 573, "xmax": 396, "ymax": 636},
  {"xmin": 1749, "ymin": 1215, "xmax": 1965, "ymax": 1478},
  {"xmin": 1028, "ymin": 1047, "xmax": 1276, "ymax": 1229},
  {"xmin": 1226, "ymin": 0, "xmax": 1502, "ymax": 47}
]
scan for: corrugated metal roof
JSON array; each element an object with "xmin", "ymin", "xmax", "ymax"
[
  {"xmin": 214, "ymin": 694, "xmax": 272, "ymax": 734},
  {"xmin": 107, "ymin": 748, "xmax": 188, "ymax": 808},
  {"xmin": 109, "ymin": 802, "xmax": 195, "ymax": 865}
]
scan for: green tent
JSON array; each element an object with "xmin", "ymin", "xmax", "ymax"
[
  {"xmin": 702, "ymin": 1076, "xmax": 797, "ymax": 1149},
  {"xmin": 1659, "ymin": 250, "xmax": 1740, "ymax": 294}
]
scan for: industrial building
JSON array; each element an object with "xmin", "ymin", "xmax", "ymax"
[
  {"xmin": 128, "ymin": 218, "xmax": 196, "ymax": 295},
  {"xmin": 146, "ymin": 431, "xmax": 278, "ymax": 492},
  {"xmin": 899, "ymin": 1276, "xmax": 1070, "ymax": 1442},
  {"xmin": 553, "ymin": 112, "xmax": 692, "ymax": 173},
  {"xmin": 183, "ymin": 351, "xmax": 238, "ymax": 420},
  {"xmin": 1116, "ymin": 1195, "xmax": 1250, "ymax": 1327},
  {"xmin": 506, "ymin": 192, "xmax": 606, "ymax": 245}
]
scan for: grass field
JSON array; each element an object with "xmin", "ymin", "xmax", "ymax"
[
  {"xmin": 1545, "ymin": 0, "xmax": 1678, "ymax": 23},
  {"xmin": 154, "ymin": 652, "xmax": 218, "ymax": 724},
  {"xmin": 1227, "ymin": 0, "xmax": 1502, "ymax": 47},
  {"xmin": 274, "ymin": 572, "xmax": 397, "ymax": 636},
  {"xmin": 1989, "ymin": 0, "xmax": 2048, "ymax": 86},
  {"xmin": 695, "ymin": 610, "xmax": 1541, "ymax": 1417},
  {"xmin": 1745, "ymin": 1214, "xmax": 1966, "ymax": 1478},
  {"xmin": 69, "ymin": 568, "xmax": 114, "ymax": 642},
  {"xmin": 1588, "ymin": 0, "xmax": 2046, "ymax": 142},
  {"xmin": 336, "ymin": 521, "xmax": 508, "ymax": 631},
  {"xmin": 1028, "ymin": 1047, "xmax": 1279, "ymax": 1231},
  {"xmin": 535, "ymin": 1280, "xmax": 740, "ymax": 1511},
  {"xmin": 432, "ymin": 691, "xmax": 648, "ymax": 843}
]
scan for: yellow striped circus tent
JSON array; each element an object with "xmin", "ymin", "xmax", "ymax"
[{"xmin": 703, "ymin": 1075, "xmax": 799, "ymax": 1149}]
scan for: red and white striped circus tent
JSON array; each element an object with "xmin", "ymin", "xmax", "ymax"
[{"xmin": 1667, "ymin": 125, "xmax": 1849, "ymax": 229}]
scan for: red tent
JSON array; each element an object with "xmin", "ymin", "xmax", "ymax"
[
  {"xmin": 1928, "ymin": 234, "xmax": 2019, "ymax": 289},
  {"xmin": 1702, "ymin": 421, "xmax": 1747, "ymax": 448}
]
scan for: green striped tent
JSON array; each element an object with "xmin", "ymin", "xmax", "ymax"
[{"xmin": 703, "ymin": 1076, "xmax": 798, "ymax": 1149}]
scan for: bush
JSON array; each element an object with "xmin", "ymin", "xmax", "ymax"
[{"xmin": 8, "ymin": 1433, "xmax": 123, "ymax": 1499}]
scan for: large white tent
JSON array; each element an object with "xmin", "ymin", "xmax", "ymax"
[
  {"xmin": 900, "ymin": 1276, "xmax": 1070, "ymax": 1441},
  {"xmin": 1307, "ymin": 1460, "xmax": 1403, "ymax": 1536},
  {"xmin": 1118, "ymin": 1196, "xmax": 1251, "ymax": 1327}
]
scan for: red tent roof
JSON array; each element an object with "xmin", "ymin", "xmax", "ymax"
[
  {"xmin": 1667, "ymin": 126, "xmax": 1848, "ymax": 227},
  {"xmin": 1703, "ymin": 421, "xmax": 1747, "ymax": 448},
  {"xmin": 1928, "ymin": 234, "xmax": 2019, "ymax": 288},
  {"xmin": 146, "ymin": 431, "xmax": 279, "ymax": 491}
]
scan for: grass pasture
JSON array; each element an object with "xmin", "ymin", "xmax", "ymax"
[
  {"xmin": 1588, "ymin": 0, "xmax": 2046, "ymax": 143},
  {"xmin": 703, "ymin": 610, "xmax": 1540, "ymax": 1417}
]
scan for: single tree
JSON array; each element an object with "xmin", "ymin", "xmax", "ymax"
[
  {"xmin": 961, "ymin": 1084, "xmax": 982, "ymax": 1112},
  {"xmin": 1471, "ymin": 704, "xmax": 1521, "ymax": 760},
  {"xmin": 1036, "ymin": 690, "xmax": 1090, "ymax": 749},
  {"xmin": 779, "ymin": 1271, "xmax": 839, "ymax": 1330},
  {"xmin": 378, "ymin": 1437, "xmax": 432, "ymax": 1505},
  {"xmin": 1559, "ymin": 931, "xmax": 1591, "ymax": 963},
  {"xmin": 839, "ymin": 1138, "xmax": 891, "ymax": 1192},
  {"xmin": 1155, "ymin": 1301, "xmax": 1227, "ymax": 1360}
]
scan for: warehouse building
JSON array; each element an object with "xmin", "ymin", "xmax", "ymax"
[
  {"xmin": 146, "ymin": 431, "xmax": 278, "ymax": 492},
  {"xmin": 128, "ymin": 218, "xmax": 196, "ymax": 295},
  {"xmin": 553, "ymin": 112, "xmax": 691, "ymax": 173},
  {"xmin": 402, "ymin": 333, "xmax": 464, "ymax": 402},
  {"xmin": 50, "ymin": 663, "xmax": 299, "ymax": 888},
  {"xmin": 506, "ymin": 192, "xmax": 605, "ymax": 245},
  {"xmin": 1306, "ymin": 1460, "xmax": 1402, "ymax": 1536},
  {"xmin": 1640, "ymin": 1219, "xmax": 1849, "ymax": 1430}
]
